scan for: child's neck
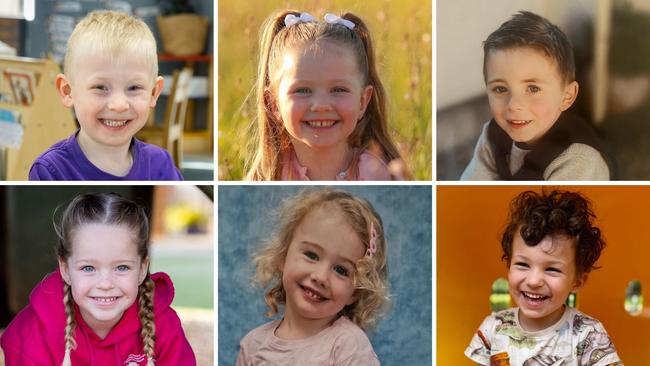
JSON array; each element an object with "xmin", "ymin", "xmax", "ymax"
[
  {"xmin": 292, "ymin": 141, "xmax": 354, "ymax": 180},
  {"xmin": 77, "ymin": 131, "xmax": 133, "ymax": 177},
  {"xmin": 275, "ymin": 312, "xmax": 338, "ymax": 340}
]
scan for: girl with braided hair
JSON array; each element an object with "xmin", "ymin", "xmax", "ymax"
[{"xmin": 0, "ymin": 193, "xmax": 195, "ymax": 365}]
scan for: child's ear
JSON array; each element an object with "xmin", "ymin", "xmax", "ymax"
[
  {"xmin": 58, "ymin": 259, "xmax": 71, "ymax": 285},
  {"xmin": 55, "ymin": 74, "xmax": 74, "ymax": 108},
  {"xmin": 359, "ymin": 85, "xmax": 374, "ymax": 118},
  {"xmin": 572, "ymin": 273, "xmax": 588, "ymax": 292},
  {"xmin": 149, "ymin": 76, "xmax": 165, "ymax": 108},
  {"xmin": 560, "ymin": 81, "xmax": 579, "ymax": 111},
  {"xmin": 346, "ymin": 292, "xmax": 358, "ymax": 306},
  {"xmin": 138, "ymin": 257, "xmax": 150, "ymax": 284}
]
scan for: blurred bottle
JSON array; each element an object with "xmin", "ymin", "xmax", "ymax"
[
  {"xmin": 625, "ymin": 280, "xmax": 643, "ymax": 316},
  {"xmin": 490, "ymin": 352, "xmax": 510, "ymax": 366},
  {"xmin": 489, "ymin": 278, "xmax": 510, "ymax": 313},
  {"xmin": 566, "ymin": 292, "xmax": 578, "ymax": 308}
]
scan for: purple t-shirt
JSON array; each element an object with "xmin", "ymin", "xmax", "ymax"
[{"xmin": 29, "ymin": 132, "xmax": 183, "ymax": 181}]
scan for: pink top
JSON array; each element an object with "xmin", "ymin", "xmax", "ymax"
[
  {"xmin": 237, "ymin": 316, "xmax": 380, "ymax": 366},
  {"xmin": 1, "ymin": 271, "xmax": 196, "ymax": 366},
  {"xmin": 281, "ymin": 149, "xmax": 392, "ymax": 181}
]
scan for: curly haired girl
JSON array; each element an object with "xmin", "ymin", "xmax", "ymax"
[{"xmin": 237, "ymin": 188, "xmax": 390, "ymax": 365}]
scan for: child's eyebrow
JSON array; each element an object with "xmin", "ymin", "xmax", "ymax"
[
  {"xmin": 486, "ymin": 78, "xmax": 506, "ymax": 85},
  {"xmin": 512, "ymin": 254, "xmax": 567, "ymax": 266}
]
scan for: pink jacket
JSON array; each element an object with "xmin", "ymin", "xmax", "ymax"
[{"xmin": 1, "ymin": 271, "xmax": 196, "ymax": 366}]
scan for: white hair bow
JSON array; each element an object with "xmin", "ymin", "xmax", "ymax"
[
  {"xmin": 284, "ymin": 12, "xmax": 316, "ymax": 27},
  {"xmin": 324, "ymin": 13, "xmax": 355, "ymax": 30}
]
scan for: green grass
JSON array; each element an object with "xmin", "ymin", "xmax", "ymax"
[
  {"xmin": 151, "ymin": 251, "xmax": 213, "ymax": 309},
  {"xmin": 218, "ymin": 0, "xmax": 432, "ymax": 180}
]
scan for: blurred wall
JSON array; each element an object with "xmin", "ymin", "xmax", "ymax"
[
  {"xmin": 438, "ymin": 186, "xmax": 650, "ymax": 365},
  {"xmin": 437, "ymin": 0, "xmax": 595, "ymax": 109},
  {"xmin": 218, "ymin": 186, "xmax": 432, "ymax": 365}
]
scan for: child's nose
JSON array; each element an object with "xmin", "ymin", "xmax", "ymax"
[
  {"xmin": 96, "ymin": 272, "xmax": 116, "ymax": 289},
  {"xmin": 506, "ymin": 94, "xmax": 524, "ymax": 111},
  {"xmin": 107, "ymin": 93, "xmax": 130, "ymax": 112},
  {"xmin": 526, "ymin": 269, "xmax": 544, "ymax": 287},
  {"xmin": 310, "ymin": 265, "xmax": 329, "ymax": 287},
  {"xmin": 310, "ymin": 93, "xmax": 333, "ymax": 112}
]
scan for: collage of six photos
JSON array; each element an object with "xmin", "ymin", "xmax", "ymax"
[{"xmin": 0, "ymin": 0, "xmax": 648, "ymax": 365}]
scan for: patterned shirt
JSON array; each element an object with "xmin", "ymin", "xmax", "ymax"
[{"xmin": 465, "ymin": 307, "xmax": 622, "ymax": 366}]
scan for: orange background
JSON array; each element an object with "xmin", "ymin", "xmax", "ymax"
[{"xmin": 437, "ymin": 185, "xmax": 650, "ymax": 365}]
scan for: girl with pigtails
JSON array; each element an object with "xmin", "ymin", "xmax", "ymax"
[
  {"xmin": 246, "ymin": 10, "xmax": 406, "ymax": 180},
  {"xmin": 0, "ymin": 193, "xmax": 195, "ymax": 366}
]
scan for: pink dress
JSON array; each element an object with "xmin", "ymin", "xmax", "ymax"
[{"xmin": 280, "ymin": 149, "xmax": 392, "ymax": 181}]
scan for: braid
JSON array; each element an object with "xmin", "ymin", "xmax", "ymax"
[
  {"xmin": 62, "ymin": 282, "xmax": 77, "ymax": 366},
  {"xmin": 138, "ymin": 275, "xmax": 156, "ymax": 366}
]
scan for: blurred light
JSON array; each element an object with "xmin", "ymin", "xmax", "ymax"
[
  {"xmin": 24, "ymin": 0, "xmax": 34, "ymax": 21},
  {"xmin": 625, "ymin": 280, "xmax": 643, "ymax": 316},
  {"xmin": 489, "ymin": 277, "xmax": 510, "ymax": 313}
]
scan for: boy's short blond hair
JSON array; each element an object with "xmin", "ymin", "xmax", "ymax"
[{"xmin": 64, "ymin": 11, "xmax": 158, "ymax": 81}]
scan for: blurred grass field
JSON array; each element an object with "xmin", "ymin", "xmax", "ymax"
[{"xmin": 218, "ymin": 0, "xmax": 432, "ymax": 180}]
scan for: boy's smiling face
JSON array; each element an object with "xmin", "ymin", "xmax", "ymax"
[
  {"xmin": 56, "ymin": 51, "xmax": 163, "ymax": 151},
  {"xmin": 485, "ymin": 47, "xmax": 578, "ymax": 146},
  {"xmin": 508, "ymin": 231, "xmax": 586, "ymax": 332}
]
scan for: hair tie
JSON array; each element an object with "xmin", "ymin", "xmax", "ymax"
[
  {"xmin": 366, "ymin": 223, "xmax": 378, "ymax": 257},
  {"xmin": 324, "ymin": 13, "xmax": 355, "ymax": 30},
  {"xmin": 284, "ymin": 12, "xmax": 316, "ymax": 27}
]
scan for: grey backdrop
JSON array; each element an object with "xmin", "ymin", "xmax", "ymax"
[{"xmin": 218, "ymin": 185, "xmax": 432, "ymax": 365}]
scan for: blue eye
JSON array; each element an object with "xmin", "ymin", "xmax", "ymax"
[
  {"xmin": 304, "ymin": 251, "xmax": 318, "ymax": 260},
  {"xmin": 116, "ymin": 265, "xmax": 130, "ymax": 272},
  {"xmin": 334, "ymin": 265, "xmax": 349, "ymax": 277},
  {"xmin": 80, "ymin": 265, "xmax": 95, "ymax": 273}
]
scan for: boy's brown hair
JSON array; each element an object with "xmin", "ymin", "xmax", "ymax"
[
  {"xmin": 483, "ymin": 11, "xmax": 575, "ymax": 84},
  {"xmin": 501, "ymin": 190, "xmax": 605, "ymax": 278}
]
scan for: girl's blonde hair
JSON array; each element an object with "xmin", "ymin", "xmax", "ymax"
[
  {"xmin": 253, "ymin": 188, "xmax": 390, "ymax": 330},
  {"xmin": 55, "ymin": 193, "xmax": 155, "ymax": 366},
  {"xmin": 64, "ymin": 11, "xmax": 158, "ymax": 82},
  {"xmin": 246, "ymin": 10, "xmax": 401, "ymax": 180}
]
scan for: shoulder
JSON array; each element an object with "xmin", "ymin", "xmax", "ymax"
[
  {"xmin": 329, "ymin": 317, "xmax": 379, "ymax": 365},
  {"xmin": 461, "ymin": 121, "xmax": 499, "ymax": 180},
  {"xmin": 464, "ymin": 309, "xmax": 519, "ymax": 365},
  {"xmin": 29, "ymin": 136, "xmax": 76, "ymax": 180},
  {"xmin": 544, "ymin": 143, "xmax": 610, "ymax": 180},
  {"xmin": 1, "ymin": 305, "xmax": 57, "ymax": 365},
  {"xmin": 357, "ymin": 150, "xmax": 391, "ymax": 180},
  {"xmin": 239, "ymin": 320, "xmax": 279, "ymax": 352},
  {"xmin": 570, "ymin": 309, "xmax": 622, "ymax": 365},
  {"xmin": 131, "ymin": 140, "xmax": 183, "ymax": 180}
]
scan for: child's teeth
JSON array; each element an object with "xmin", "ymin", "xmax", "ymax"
[
  {"xmin": 95, "ymin": 297, "xmax": 117, "ymax": 302},
  {"xmin": 103, "ymin": 119, "xmax": 128, "ymax": 127},
  {"xmin": 306, "ymin": 120, "xmax": 335, "ymax": 128}
]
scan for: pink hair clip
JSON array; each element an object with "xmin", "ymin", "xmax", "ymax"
[{"xmin": 366, "ymin": 223, "xmax": 377, "ymax": 257}]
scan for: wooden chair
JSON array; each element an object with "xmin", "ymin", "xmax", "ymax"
[{"xmin": 138, "ymin": 66, "xmax": 194, "ymax": 169}]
